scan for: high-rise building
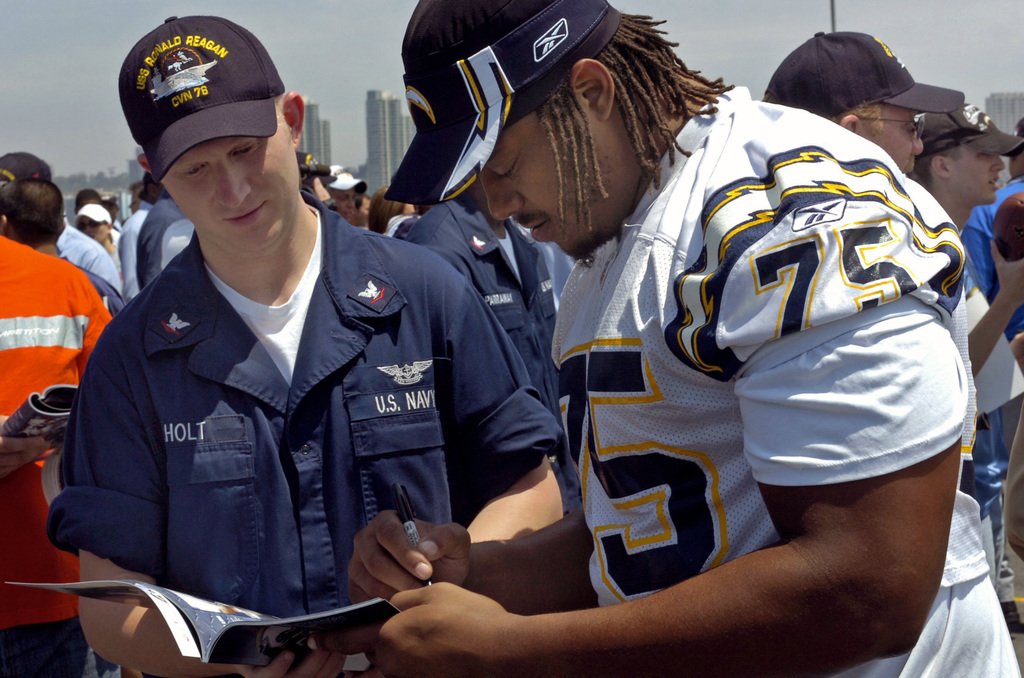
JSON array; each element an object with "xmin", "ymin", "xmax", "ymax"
[
  {"xmin": 365, "ymin": 90, "xmax": 414, "ymax": 193},
  {"xmin": 985, "ymin": 92, "xmax": 1024, "ymax": 134},
  {"xmin": 299, "ymin": 97, "xmax": 332, "ymax": 165}
]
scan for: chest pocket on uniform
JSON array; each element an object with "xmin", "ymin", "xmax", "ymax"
[
  {"xmin": 483, "ymin": 292, "xmax": 525, "ymax": 332},
  {"xmin": 163, "ymin": 415, "xmax": 258, "ymax": 603},
  {"xmin": 343, "ymin": 360, "xmax": 450, "ymax": 525}
]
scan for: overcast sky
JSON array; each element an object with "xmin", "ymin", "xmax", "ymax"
[{"xmin": 1, "ymin": 0, "xmax": 1019, "ymax": 178}]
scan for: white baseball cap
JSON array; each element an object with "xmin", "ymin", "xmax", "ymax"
[{"xmin": 329, "ymin": 172, "xmax": 367, "ymax": 192}]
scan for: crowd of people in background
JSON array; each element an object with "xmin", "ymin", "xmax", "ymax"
[{"xmin": 4, "ymin": 2, "xmax": 1024, "ymax": 677}]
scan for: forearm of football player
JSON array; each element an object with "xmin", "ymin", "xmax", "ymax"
[
  {"xmin": 469, "ymin": 442, "xmax": 960, "ymax": 677},
  {"xmin": 463, "ymin": 507, "xmax": 597, "ymax": 615},
  {"xmin": 465, "ymin": 459, "xmax": 562, "ymax": 542}
]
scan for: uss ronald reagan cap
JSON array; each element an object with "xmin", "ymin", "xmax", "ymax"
[
  {"xmin": 386, "ymin": 0, "xmax": 621, "ymax": 205},
  {"xmin": 919, "ymin": 104, "xmax": 1024, "ymax": 157},
  {"xmin": 119, "ymin": 16, "xmax": 285, "ymax": 181},
  {"xmin": 765, "ymin": 32, "xmax": 963, "ymax": 119}
]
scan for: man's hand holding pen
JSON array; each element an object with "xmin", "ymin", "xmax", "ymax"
[
  {"xmin": 311, "ymin": 492, "xmax": 477, "ymax": 674},
  {"xmin": 347, "ymin": 490, "xmax": 473, "ymax": 604}
]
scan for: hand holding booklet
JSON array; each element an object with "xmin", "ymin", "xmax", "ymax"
[
  {"xmin": 0, "ymin": 383, "xmax": 77, "ymax": 443},
  {"xmin": 8, "ymin": 579, "xmax": 398, "ymax": 666}
]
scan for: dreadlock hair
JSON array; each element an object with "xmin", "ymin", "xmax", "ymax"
[{"xmin": 536, "ymin": 14, "xmax": 733, "ymax": 236}]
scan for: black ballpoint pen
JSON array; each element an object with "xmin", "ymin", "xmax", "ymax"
[{"xmin": 391, "ymin": 482, "xmax": 432, "ymax": 585}]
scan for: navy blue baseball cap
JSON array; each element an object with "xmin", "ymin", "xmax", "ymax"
[
  {"xmin": 386, "ymin": 0, "xmax": 621, "ymax": 205},
  {"xmin": 119, "ymin": 16, "xmax": 285, "ymax": 181},
  {"xmin": 766, "ymin": 32, "xmax": 963, "ymax": 119},
  {"xmin": 0, "ymin": 152, "xmax": 51, "ymax": 183}
]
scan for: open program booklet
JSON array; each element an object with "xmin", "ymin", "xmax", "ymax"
[
  {"xmin": 8, "ymin": 579, "xmax": 397, "ymax": 666},
  {"xmin": 0, "ymin": 383, "xmax": 76, "ymax": 443}
]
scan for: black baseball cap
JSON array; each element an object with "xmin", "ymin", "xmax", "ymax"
[
  {"xmin": 1015, "ymin": 116, "xmax": 1024, "ymax": 138},
  {"xmin": 765, "ymin": 32, "xmax": 963, "ymax": 119},
  {"xmin": 386, "ymin": 0, "xmax": 621, "ymax": 205},
  {"xmin": 119, "ymin": 16, "xmax": 285, "ymax": 181},
  {"xmin": 919, "ymin": 104, "xmax": 1024, "ymax": 157},
  {"xmin": 0, "ymin": 152, "xmax": 52, "ymax": 183}
]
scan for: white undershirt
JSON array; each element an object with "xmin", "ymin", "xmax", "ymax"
[{"xmin": 206, "ymin": 213, "xmax": 323, "ymax": 384}]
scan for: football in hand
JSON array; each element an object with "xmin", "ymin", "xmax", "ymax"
[{"xmin": 993, "ymin": 191, "xmax": 1024, "ymax": 262}]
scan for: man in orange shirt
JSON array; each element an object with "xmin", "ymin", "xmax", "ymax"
[{"xmin": 0, "ymin": 177, "xmax": 113, "ymax": 676}]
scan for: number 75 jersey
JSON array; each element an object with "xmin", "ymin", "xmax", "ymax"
[{"xmin": 553, "ymin": 88, "xmax": 975, "ymax": 606}]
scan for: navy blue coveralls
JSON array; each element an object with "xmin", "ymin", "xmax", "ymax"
[
  {"xmin": 49, "ymin": 198, "xmax": 562, "ymax": 619},
  {"xmin": 406, "ymin": 195, "xmax": 581, "ymax": 512}
]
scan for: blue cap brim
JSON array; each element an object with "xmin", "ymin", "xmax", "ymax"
[
  {"xmin": 144, "ymin": 97, "xmax": 279, "ymax": 181},
  {"xmin": 885, "ymin": 82, "xmax": 964, "ymax": 114}
]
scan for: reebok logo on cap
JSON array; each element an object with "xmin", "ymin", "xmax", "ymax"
[{"xmin": 535, "ymin": 19, "xmax": 569, "ymax": 62}]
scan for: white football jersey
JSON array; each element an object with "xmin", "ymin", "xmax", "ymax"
[{"xmin": 553, "ymin": 88, "xmax": 984, "ymax": 611}]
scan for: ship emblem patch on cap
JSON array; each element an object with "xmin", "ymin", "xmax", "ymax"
[{"xmin": 151, "ymin": 48, "xmax": 218, "ymax": 101}]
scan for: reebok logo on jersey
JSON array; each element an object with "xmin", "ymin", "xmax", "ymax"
[
  {"xmin": 348, "ymin": 274, "xmax": 397, "ymax": 312},
  {"xmin": 161, "ymin": 312, "xmax": 191, "ymax": 335},
  {"xmin": 791, "ymin": 198, "xmax": 847, "ymax": 232},
  {"xmin": 534, "ymin": 18, "xmax": 569, "ymax": 62},
  {"xmin": 377, "ymin": 360, "xmax": 433, "ymax": 386}
]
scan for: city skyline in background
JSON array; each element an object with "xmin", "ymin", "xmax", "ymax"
[
  {"xmin": 3, "ymin": 0, "xmax": 1022, "ymax": 183},
  {"xmin": 986, "ymin": 93, "xmax": 1024, "ymax": 137}
]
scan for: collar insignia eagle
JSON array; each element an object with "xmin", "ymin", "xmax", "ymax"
[
  {"xmin": 161, "ymin": 312, "xmax": 191, "ymax": 335},
  {"xmin": 358, "ymin": 280, "xmax": 384, "ymax": 303},
  {"xmin": 471, "ymin": 235, "xmax": 487, "ymax": 250},
  {"xmin": 348, "ymin": 274, "xmax": 396, "ymax": 312},
  {"xmin": 377, "ymin": 360, "xmax": 432, "ymax": 385}
]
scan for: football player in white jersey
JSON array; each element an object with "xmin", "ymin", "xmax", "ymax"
[{"xmin": 323, "ymin": 1, "xmax": 1018, "ymax": 675}]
